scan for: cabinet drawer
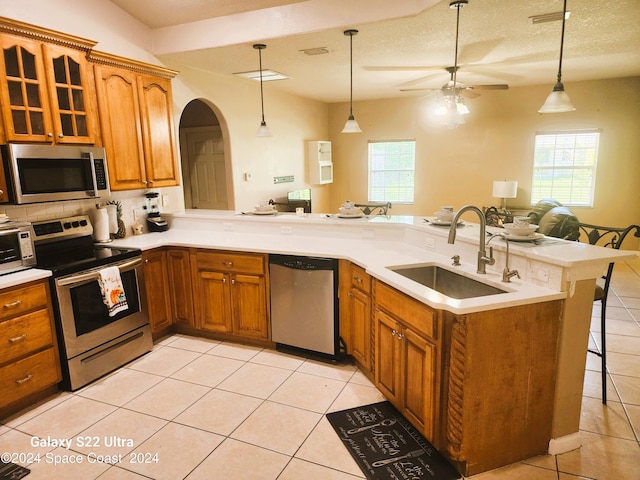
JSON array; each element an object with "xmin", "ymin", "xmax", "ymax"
[
  {"xmin": 374, "ymin": 281, "xmax": 436, "ymax": 339},
  {"xmin": 0, "ymin": 309, "xmax": 53, "ymax": 365},
  {"xmin": 351, "ymin": 264, "xmax": 371, "ymax": 294},
  {"xmin": 0, "ymin": 282, "xmax": 49, "ymax": 322},
  {"xmin": 0, "ymin": 348, "xmax": 61, "ymax": 408},
  {"xmin": 196, "ymin": 251, "xmax": 265, "ymax": 275}
]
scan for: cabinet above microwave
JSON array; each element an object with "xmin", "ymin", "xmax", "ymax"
[{"xmin": 0, "ymin": 143, "xmax": 110, "ymax": 204}]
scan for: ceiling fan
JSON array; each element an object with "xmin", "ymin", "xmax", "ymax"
[
  {"xmin": 365, "ymin": 0, "xmax": 510, "ymax": 97},
  {"xmin": 399, "ymin": 65, "xmax": 509, "ymax": 96}
]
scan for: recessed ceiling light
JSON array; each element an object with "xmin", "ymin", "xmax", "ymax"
[
  {"xmin": 234, "ymin": 69, "xmax": 289, "ymax": 81},
  {"xmin": 300, "ymin": 47, "xmax": 329, "ymax": 55},
  {"xmin": 529, "ymin": 11, "xmax": 570, "ymax": 25}
]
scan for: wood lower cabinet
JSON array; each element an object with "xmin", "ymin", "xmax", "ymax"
[
  {"xmin": 142, "ymin": 249, "xmax": 172, "ymax": 335},
  {"xmin": 192, "ymin": 250, "xmax": 269, "ymax": 341},
  {"xmin": 0, "ymin": 279, "xmax": 62, "ymax": 418},
  {"xmin": 374, "ymin": 282, "xmax": 439, "ymax": 442},
  {"xmin": 166, "ymin": 248, "xmax": 194, "ymax": 327},
  {"xmin": 339, "ymin": 261, "xmax": 373, "ymax": 372}
]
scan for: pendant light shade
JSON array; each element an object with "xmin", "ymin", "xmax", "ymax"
[
  {"xmin": 342, "ymin": 29, "xmax": 362, "ymax": 134},
  {"xmin": 253, "ymin": 43, "xmax": 272, "ymax": 136},
  {"xmin": 539, "ymin": 0, "xmax": 575, "ymax": 113}
]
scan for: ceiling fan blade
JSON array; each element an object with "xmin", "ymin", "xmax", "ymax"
[
  {"xmin": 396, "ymin": 71, "xmax": 449, "ymax": 88},
  {"xmin": 467, "ymin": 84, "xmax": 509, "ymax": 90},
  {"xmin": 362, "ymin": 65, "xmax": 441, "ymax": 72}
]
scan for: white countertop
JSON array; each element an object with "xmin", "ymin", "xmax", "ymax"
[
  {"xmin": 0, "ymin": 268, "xmax": 51, "ymax": 289},
  {"xmin": 99, "ymin": 209, "xmax": 640, "ymax": 315}
]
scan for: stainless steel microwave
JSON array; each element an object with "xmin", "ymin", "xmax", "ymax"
[
  {"xmin": 1, "ymin": 144, "xmax": 110, "ymax": 204},
  {"xmin": 0, "ymin": 221, "xmax": 36, "ymax": 275}
]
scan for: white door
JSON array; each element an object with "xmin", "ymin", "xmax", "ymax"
[{"xmin": 185, "ymin": 128, "xmax": 228, "ymax": 210}]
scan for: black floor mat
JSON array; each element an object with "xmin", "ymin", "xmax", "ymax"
[
  {"xmin": 0, "ymin": 461, "xmax": 30, "ymax": 480},
  {"xmin": 326, "ymin": 401, "xmax": 461, "ymax": 480}
]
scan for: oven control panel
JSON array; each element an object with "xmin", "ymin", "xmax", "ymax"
[{"xmin": 32, "ymin": 215, "xmax": 93, "ymax": 242}]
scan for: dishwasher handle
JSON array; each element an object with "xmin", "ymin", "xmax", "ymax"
[{"xmin": 269, "ymin": 254, "xmax": 337, "ymax": 271}]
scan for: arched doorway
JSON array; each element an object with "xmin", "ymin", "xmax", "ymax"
[{"xmin": 179, "ymin": 99, "xmax": 234, "ymax": 210}]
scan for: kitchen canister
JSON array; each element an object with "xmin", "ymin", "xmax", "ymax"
[{"xmin": 92, "ymin": 206, "xmax": 111, "ymax": 242}]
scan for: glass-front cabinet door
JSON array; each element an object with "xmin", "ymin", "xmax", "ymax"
[
  {"xmin": 42, "ymin": 43, "xmax": 95, "ymax": 144},
  {"xmin": 0, "ymin": 33, "xmax": 53, "ymax": 142},
  {"xmin": 0, "ymin": 31, "xmax": 96, "ymax": 144}
]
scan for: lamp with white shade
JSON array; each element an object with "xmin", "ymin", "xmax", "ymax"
[{"xmin": 492, "ymin": 180, "xmax": 518, "ymax": 211}]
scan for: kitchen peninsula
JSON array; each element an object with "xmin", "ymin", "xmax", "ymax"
[{"xmin": 104, "ymin": 210, "xmax": 635, "ymax": 476}]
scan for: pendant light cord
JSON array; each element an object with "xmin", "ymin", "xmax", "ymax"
[
  {"xmin": 258, "ymin": 47, "xmax": 266, "ymax": 124},
  {"xmin": 556, "ymin": 0, "xmax": 568, "ymax": 85},
  {"xmin": 348, "ymin": 31, "xmax": 354, "ymax": 118}
]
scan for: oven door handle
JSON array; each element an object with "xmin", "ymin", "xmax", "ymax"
[{"xmin": 56, "ymin": 258, "xmax": 142, "ymax": 287}]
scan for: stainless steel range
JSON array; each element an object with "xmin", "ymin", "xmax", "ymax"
[{"xmin": 32, "ymin": 215, "xmax": 152, "ymax": 391}]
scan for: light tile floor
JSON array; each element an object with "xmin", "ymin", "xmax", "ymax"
[{"xmin": 1, "ymin": 257, "xmax": 638, "ymax": 480}]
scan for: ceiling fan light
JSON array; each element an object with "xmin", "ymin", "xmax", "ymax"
[
  {"xmin": 256, "ymin": 120, "xmax": 272, "ymax": 137},
  {"xmin": 538, "ymin": 82, "xmax": 575, "ymax": 113},
  {"xmin": 342, "ymin": 115, "xmax": 362, "ymax": 133}
]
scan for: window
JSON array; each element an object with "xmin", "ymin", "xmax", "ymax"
[
  {"xmin": 368, "ymin": 140, "xmax": 415, "ymax": 203},
  {"xmin": 531, "ymin": 131, "xmax": 600, "ymax": 206}
]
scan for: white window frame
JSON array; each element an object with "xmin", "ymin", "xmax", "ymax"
[
  {"xmin": 530, "ymin": 130, "xmax": 600, "ymax": 207},
  {"xmin": 368, "ymin": 140, "xmax": 416, "ymax": 204}
]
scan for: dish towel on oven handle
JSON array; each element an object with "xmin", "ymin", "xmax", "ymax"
[{"xmin": 97, "ymin": 266, "xmax": 128, "ymax": 317}]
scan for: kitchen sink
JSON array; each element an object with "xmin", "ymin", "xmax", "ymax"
[{"xmin": 387, "ymin": 264, "xmax": 508, "ymax": 299}]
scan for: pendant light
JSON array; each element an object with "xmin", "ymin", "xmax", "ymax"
[
  {"xmin": 253, "ymin": 43, "xmax": 272, "ymax": 136},
  {"xmin": 538, "ymin": 0, "xmax": 575, "ymax": 113},
  {"xmin": 342, "ymin": 29, "xmax": 362, "ymax": 133}
]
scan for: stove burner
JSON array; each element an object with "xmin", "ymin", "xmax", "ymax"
[{"xmin": 32, "ymin": 215, "xmax": 141, "ymax": 277}]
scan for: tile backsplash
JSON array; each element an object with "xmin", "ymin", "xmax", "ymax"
[{"xmin": 0, "ymin": 188, "xmax": 181, "ymax": 236}]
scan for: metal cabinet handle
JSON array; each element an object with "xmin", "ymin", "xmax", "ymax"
[
  {"xmin": 222, "ymin": 261, "xmax": 233, "ymax": 267},
  {"xmin": 397, "ymin": 333, "xmax": 405, "ymax": 340},
  {"xmin": 391, "ymin": 329, "xmax": 398, "ymax": 336},
  {"xmin": 148, "ymin": 180, "xmax": 154, "ymax": 184},
  {"xmin": 3, "ymin": 300, "xmax": 22, "ymax": 309},
  {"xmin": 353, "ymin": 275, "xmax": 361, "ymax": 282},
  {"xmin": 231, "ymin": 279, "xmax": 236, "ymax": 285},
  {"xmin": 16, "ymin": 374, "xmax": 33, "ymax": 385},
  {"xmin": 9, "ymin": 334, "xmax": 27, "ymax": 343},
  {"xmin": 222, "ymin": 277, "xmax": 226, "ymax": 283}
]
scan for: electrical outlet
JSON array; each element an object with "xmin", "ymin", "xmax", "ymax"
[
  {"xmin": 533, "ymin": 267, "xmax": 549, "ymax": 282},
  {"xmin": 162, "ymin": 195, "xmax": 169, "ymax": 207},
  {"xmin": 425, "ymin": 237, "xmax": 436, "ymax": 249},
  {"xmin": 281, "ymin": 226, "xmax": 292, "ymax": 234},
  {"xmin": 223, "ymin": 223, "xmax": 233, "ymax": 232}
]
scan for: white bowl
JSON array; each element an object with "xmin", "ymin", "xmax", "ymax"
[
  {"xmin": 254, "ymin": 204, "xmax": 274, "ymax": 212},
  {"xmin": 339, "ymin": 207, "xmax": 362, "ymax": 215},
  {"xmin": 503, "ymin": 223, "xmax": 538, "ymax": 236},
  {"xmin": 434, "ymin": 211, "xmax": 454, "ymax": 222}
]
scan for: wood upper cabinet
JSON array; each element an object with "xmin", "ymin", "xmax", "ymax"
[
  {"xmin": 142, "ymin": 249, "xmax": 172, "ymax": 335},
  {"xmin": 339, "ymin": 261, "xmax": 373, "ymax": 372},
  {"xmin": 92, "ymin": 51, "xmax": 179, "ymax": 191},
  {"xmin": 0, "ymin": 19, "xmax": 98, "ymax": 144},
  {"xmin": 191, "ymin": 250, "xmax": 269, "ymax": 340},
  {"xmin": 374, "ymin": 280, "xmax": 439, "ymax": 443}
]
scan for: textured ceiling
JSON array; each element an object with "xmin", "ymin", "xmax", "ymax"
[{"xmin": 109, "ymin": 0, "xmax": 640, "ymax": 103}]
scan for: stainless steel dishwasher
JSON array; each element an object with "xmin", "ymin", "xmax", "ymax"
[{"xmin": 269, "ymin": 254, "xmax": 341, "ymax": 359}]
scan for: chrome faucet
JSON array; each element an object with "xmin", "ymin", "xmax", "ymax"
[
  {"xmin": 447, "ymin": 205, "xmax": 495, "ymax": 274},
  {"xmin": 487, "ymin": 233, "xmax": 521, "ymax": 282}
]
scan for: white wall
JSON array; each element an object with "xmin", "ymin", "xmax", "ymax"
[{"xmin": 328, "ymin": 76, "xmax": 640, "ymax": 231}]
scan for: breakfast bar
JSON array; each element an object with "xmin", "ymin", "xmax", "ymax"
[{"xmin": 102, "ymin": 209, "xmax": 635, "ymax": 475}]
